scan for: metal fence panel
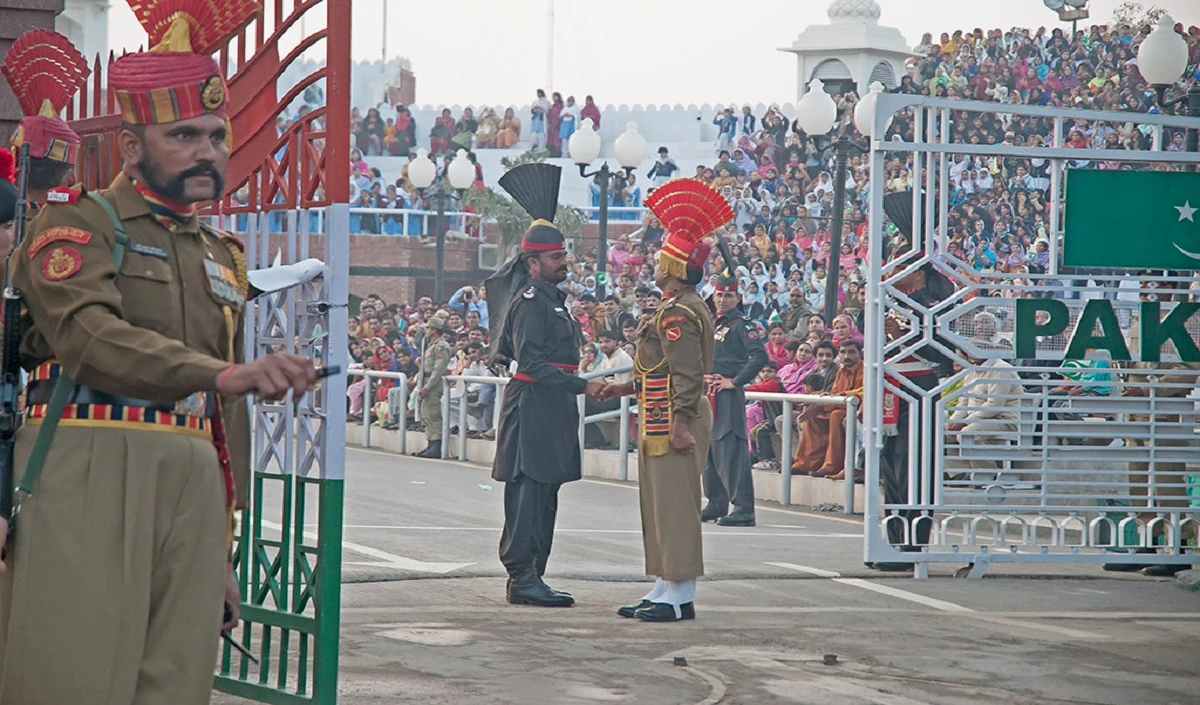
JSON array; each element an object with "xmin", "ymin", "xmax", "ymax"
[{"xmin": 864, "ymin": 95, "xmax": 1200, "ymax": 577}]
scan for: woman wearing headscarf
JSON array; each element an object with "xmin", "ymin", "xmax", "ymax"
[
  {"xmin": 830, "ymin": 314, "xmax": 863, "ymax": 347},
  {"xmin": 577, "ymin": 341, "xmax": 603, "ymax": 374}
]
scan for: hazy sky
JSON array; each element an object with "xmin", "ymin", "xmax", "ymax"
[{"xmin": 106, "ymin": 0, "xmax": 1200, "ymax": 107}]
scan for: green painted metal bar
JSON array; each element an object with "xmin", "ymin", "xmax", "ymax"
[{"xmin": 313, "ymin": 479, "xmax": 344, "ymax": 705}]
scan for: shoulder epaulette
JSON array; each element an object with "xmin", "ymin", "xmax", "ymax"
[
  {"xmin": 45, "ymin": 184, "xmax": 84, "ymax": 206},
  {"xmin": 522, "ymin": 285, "xmax": 536, "ymax": 299}
]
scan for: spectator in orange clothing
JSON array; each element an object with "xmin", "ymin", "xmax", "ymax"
[{"xmin": 791, "ymin": 339, "xmax": 863, "ymax": 478}]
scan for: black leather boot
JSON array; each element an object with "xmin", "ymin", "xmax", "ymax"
[
  {"xmin": 414, "ymin": 440, "xmax": 442, "ymax": 458},
  {"xmin": 507, "ymin": 570, "xmax": 574, "ymax": 607}
]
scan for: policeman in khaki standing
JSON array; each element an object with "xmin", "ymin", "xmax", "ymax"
[
  {"xmin": 0, "ymin": 3, "xmax": 318, "ymax": 704},
  {"xmin": 415, "ymin": 315, "xmax": 452, "ymax": 458}
]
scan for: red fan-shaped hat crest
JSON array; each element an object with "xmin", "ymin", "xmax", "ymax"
[{"xmin": 0, "ymin": 29, "xmax": 90, "ymax": 118}]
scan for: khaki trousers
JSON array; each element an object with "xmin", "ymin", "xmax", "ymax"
[
  {"xmin": 421, "ymin": 390, "xmax": 444, "ymax": 442},
  {"xmin": 639, "ymin": 404, "xmax": 711, "ymax": 581},
  {"xmin": 0, "ymin": 425, "xmax": 228, "ymax": 705}
]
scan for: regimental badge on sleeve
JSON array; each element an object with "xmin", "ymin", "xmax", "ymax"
[{"xmin": 41, "ymin": 246, "xmax": 83, "ymax": 281}]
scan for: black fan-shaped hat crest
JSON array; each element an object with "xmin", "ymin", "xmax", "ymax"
[{"xmin": 498, "ymin": 163, "xmax": 561, "ymax": 223}]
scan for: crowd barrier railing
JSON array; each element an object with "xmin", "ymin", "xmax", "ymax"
[{"xmin": 348, "ymin": 364, "xmax": 861, "ymax": 513}]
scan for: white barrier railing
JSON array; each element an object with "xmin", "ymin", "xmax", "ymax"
[
  {"xmin": 583, "ymin": 206, "xmax": 647, "ymax": 224},
  {"xmin": 347, "ymin": 207, "xmax": 484, "ymax": 237},
  {"xmin": 347, "ymin": 369, "xmax": 409, "ymax": 455},
  {"xmin": 746, "ymin": 391, "xmax": 860, "ymax": 514},
  {"xmin": 347, "ymin": 364, "xmax": 862, "ymax": 513}
]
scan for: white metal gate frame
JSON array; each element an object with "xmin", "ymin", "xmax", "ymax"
[{"xmin": 864, "ymin": 94, "xmax": 1200, "ymax": 578}]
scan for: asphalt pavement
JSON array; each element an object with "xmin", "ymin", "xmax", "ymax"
[{"xmin": 212, "ymin": 446, "xmax": 1200, "ymax": 705}]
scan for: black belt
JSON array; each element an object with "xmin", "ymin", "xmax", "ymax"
[{"xmin": 25, "ymin": 380, "xmax": 218, "ymax": 418}]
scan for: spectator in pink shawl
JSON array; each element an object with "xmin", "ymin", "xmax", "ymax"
[
  {"xmin": 580, "ymin": 95, "xmax": 601, "ymax": 130},
  {"xmin": 830, "ymin": 314, "xmax": 863, "ymax": 347},
  {"xmin": 547, "ymin": 92, "xmax": 564, "ymax": 156},
  {"xmin": 608, "ymin": 239, "xmax": 631, "ymax": 272}
]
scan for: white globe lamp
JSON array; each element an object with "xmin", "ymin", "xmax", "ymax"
[
  {"xmin": 447, "ymin": 150, "xmax": 476, "ymax": 189},
  {"xmin": 408, "ymin": 148, "xmax": 435, "ymax": 189},
  {"xmin": 613, "ymin": 122, "xmax": 647, "ymax": 169},
  {"xmin": 1137, "ymin": 14, "xmax": 1188, "ymax": 86},
  {"xmin": 570, "ymin": 118, "xmax": 602, "ymax": 165},
  {"xmin": 795, "ymin": 78, "xmax": 837, "ymax": 135}
]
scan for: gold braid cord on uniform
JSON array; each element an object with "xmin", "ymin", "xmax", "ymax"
[
  {"xmin": 635, "ymin": 301, "xmax": 700, "ymax": 456},
  {"xmin": 216, "ymin": 233, "xmax": 247, "ymax": 549}
]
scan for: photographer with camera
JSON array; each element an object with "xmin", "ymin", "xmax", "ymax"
[{"xmin": 449, "ymin": 284, "xmax": 489, "ymax": 330}]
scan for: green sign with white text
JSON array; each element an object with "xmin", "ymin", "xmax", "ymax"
[
  {"xmin": 1014, "ymin": 298, "xmax": 1200, "ymax": 363},
  {"xmin": 1064, "ymin": 170, "xmax": 1200, "ymax": 271}
]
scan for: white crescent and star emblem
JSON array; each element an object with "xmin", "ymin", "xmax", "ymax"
[{"xmin": 1173, "ymin": 201, "xmax": 1200, "ymax": 261}]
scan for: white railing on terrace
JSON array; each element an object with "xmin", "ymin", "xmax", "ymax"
[
  {"xmin": 346, "ymin": 365, "xmax": 861, "ymax": 514},
  {"xmin": 234, "ymin": 208, "xmax": 484, "ymax": 237},
  {"xmin": 583, "ymin": 206, "xmax": 647, "ymax": 224}
]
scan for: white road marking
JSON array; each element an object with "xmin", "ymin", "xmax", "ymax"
[
  {"xmin": 764, "ymin": 562, "xmax": 843, "ymax": 578},
  {"xmin": 831, "ymin": 578, "xmax": 976, "ymax": 613},
  {"xmin": 769, "ymin": 564, "xmax": 1105, "ymax": 639},
  {"xmin": 260, "ymin": 519, "xmax": 475, "ymax": 575},
  {"xmin": 336, "ymin": 525, "xmax": 860, "ymax": 538}
]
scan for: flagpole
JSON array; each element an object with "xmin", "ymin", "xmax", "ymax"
[{"xmin": 546, "ymin": 0, "xmax": 554, "ymax": 90}]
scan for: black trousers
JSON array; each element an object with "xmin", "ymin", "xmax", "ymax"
[
  {"xmin": 704, "ymin": 432, "xmax": 756, "ymax": 515},
  {"xmin": 498, "ymin": 475, "xmax": 561, "ymax": 580},
  {"xmin": 880, "ymin": 373, "xmax": 939, "ymax": 551}
]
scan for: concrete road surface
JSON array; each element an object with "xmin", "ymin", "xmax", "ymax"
[{"xmin": 213, "ymin": 447, "xmax": 1200, "ymax": 705}]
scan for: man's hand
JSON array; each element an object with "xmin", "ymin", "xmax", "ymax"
[
  {"xmin": 222, "ymin": 561, "xmax": 239, "ymax": 632},
  {"xmin": 670, "ymin": 421, "xmax": 695, "ymax": 455},
  {"xmin": 947, "ymin": 421, "xmax": 965, "ymax": 433},
  {"xmin": 419, "ymin": 387, "xmax": 429, "ymax": 399},
  {"xmin": 717, "ymin": 376, "xmax": 735, "ymax": 391},
  {"xmin": 584, "ymin": 380, "xmax": 605, "ymax": 398},
  {"xmin": 1122, "ymin": 386, "xmax": 1146, "ymax": 397},
  {"xmin": 599, "ymin": 381, "xmax": 635, "ymax": 401},
  {"xmin": 218, "ymin": 354, "xmax": 318, "ymax": 400}
]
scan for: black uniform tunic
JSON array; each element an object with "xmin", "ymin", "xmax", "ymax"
[
  {"xmin": 491, "ymin": 280, "xmax": 586, "ymax": 485},
  {"xmin": 491, "ymin": 279, "xmax": 585, "ymax": 580},
  {"xmin": 703, "ymin": 310, "xmax": 767, "ymax": 516}
]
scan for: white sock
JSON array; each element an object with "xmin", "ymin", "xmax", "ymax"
[
  {"xmin": 641, "ymin": 577, "xmax": 667, "ymax": 602},
  {"xmin": 662, "ymin": 578, "xmax": 697, "ymax": 619}
]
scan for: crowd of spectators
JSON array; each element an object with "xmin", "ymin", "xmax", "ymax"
[
  {"xmin": 351, "ymin": 90, "xmax": 604, "ymax": 159},
  {"xmin": 342, "ymin": 19, "xmax": 1200, "ymax": 467}
]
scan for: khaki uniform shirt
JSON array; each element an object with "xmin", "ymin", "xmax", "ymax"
[
  {"xmin": 421, "ymin": 337, "xmax": 453, "ymax": 394},
  {"xmin": 635, "ymin": 288, "xmax": 714, "ymax": 420},
  {"xmin": 13, "ymin": 172, "xmax": 251, "ymax": 505}
]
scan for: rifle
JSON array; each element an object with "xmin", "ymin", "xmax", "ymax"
[{"xmin": 0, "ymin": 144, "xmax": 31, "ymax": 532}]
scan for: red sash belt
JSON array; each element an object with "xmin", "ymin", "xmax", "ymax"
[{"xmin": 513, "ymin": 362, "xmax": 577, "ymax": 383}]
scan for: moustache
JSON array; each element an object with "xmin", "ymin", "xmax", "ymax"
[{"xmin": 180, "ymin": 164, "xmax": 222, "ymax": 183}]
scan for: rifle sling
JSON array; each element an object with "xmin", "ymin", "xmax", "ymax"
[{"xmin": 17, "ymin": 193, "xmax": 128, "ymax": 497}]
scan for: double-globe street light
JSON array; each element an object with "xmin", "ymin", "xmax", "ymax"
[
  {"xmin": 794, "ymin": 78, "xmax": 884, "ymax": 325},
  {"xmin": 570, "ymin": 119, "xmax": 647, "ymax": 299},
  {"xmin": 1136, "ymin": 14, "xmax": 1200, "ymax": 153},
  {"xmin": 409, "ymin": 148, "xmax": 477, "ymax": 302}
]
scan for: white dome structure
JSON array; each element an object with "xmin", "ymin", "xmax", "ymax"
[
  {"xmin": 780, "ymin": 0, "xmax": 914, "ymax": 101},
  {"xmin": 827, "ymin": 0, "xmax": 882, "ymax": 23}
]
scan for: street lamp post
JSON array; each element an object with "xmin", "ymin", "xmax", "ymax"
[
  {"xmin": 408, "ymin": 148, "xmax": 477, "ymax": 301},
  {"xmin": 1136, "ymin": 14, "xmax": 1200, "ymax": 155},
  {"xmin": 570, "ymin": 119, "xmax": 647, "ymax": 299},
  {"xmin": 795, "ymin": 78, "xmax": 881, "ymax": 326}
]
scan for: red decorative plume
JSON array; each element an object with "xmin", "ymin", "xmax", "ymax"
[
  {"xmin": 0, "ymin": 29, "xmax": 90, "ymax": 117},
  {"xmin": 0, "ymin": 148, "xmax": 15, "ymax": 185},
  {"xmin": 645, "ymin": 178, "xmax": 734, "ymax": 244},
  {"xmin": 127, "ymin": 0, "xmax": 262, "ymax": 55}
]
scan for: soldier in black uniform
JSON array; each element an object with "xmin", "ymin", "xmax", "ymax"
[
  {"xmin": 487, "ymin": 163, "xmax": 604, "ymax": 607},
  {"xmin": 701, "ymin": 275, "xmax": 768, "ymax": 527}
]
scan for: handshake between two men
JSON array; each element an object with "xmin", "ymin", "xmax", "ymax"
[{"xmin": 578, "ymin": 380, "xmax": 696, "ymax": 455}]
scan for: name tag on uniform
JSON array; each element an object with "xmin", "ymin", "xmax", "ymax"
[
  {"xmin": 204, "ymin": 260, "xmax": 245, "ymax": 308},
  {"xmin": 130, "ymin": 242, "xmax": 171, "ymax": 260}
]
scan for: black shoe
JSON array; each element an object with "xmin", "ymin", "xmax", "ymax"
[
  {"xmin": 508, "ymin": 576, "xmax": 572, "ymax": 600},
  {"xmin": 864, "ymin": 562, "xmax": 877, "ymax": 570},
  {"xmin": 634, "ymin": 602, "xmax": 696, "ymax": 622},
  {"xmin": 874, "ymin": 562, "xmax": 914, "ymax": 572},
  {"xmin": 507, "ymin": 579, "xmax": 575, "ymax": 607},
  {"xmin": 413, "ymin": 441, "xmax": 442, "ymax": 459},
  {"xmin": 617, "ymin": 599, "xmax": 653, "ymax": 618},
  {"xmin": 700, "ymin": 504, "xmax": 727, "ymax": 523},
  {"xmin": 1102, "ymin": 563, "xmax": 1151, "ymax": 572},
  {"xmin": 716, "ymin": 512, "xmax": 756, "ymax": 527},
  {"xmin": 1142, "ymin": 564, "xmax": 1190, "ymax": 577}
]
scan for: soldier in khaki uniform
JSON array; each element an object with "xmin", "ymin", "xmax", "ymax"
[
  {"xmin": 0, "ymin": 5, "xmax": 318, "ymax": 704},
  {"xmin": 602, "ymin": 179, "xmax": 729, "ymax": 623},
  {"xmin": 0, "ymin": 27, "xmax": 90, "ymax": 216},
  {"xmin": 1105, "ymin": 274, "xmax": 1199, "ymax": 577},
  {"xmin": 416, "ymin": 315, "xmax": 453, "ymax": 458}
]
